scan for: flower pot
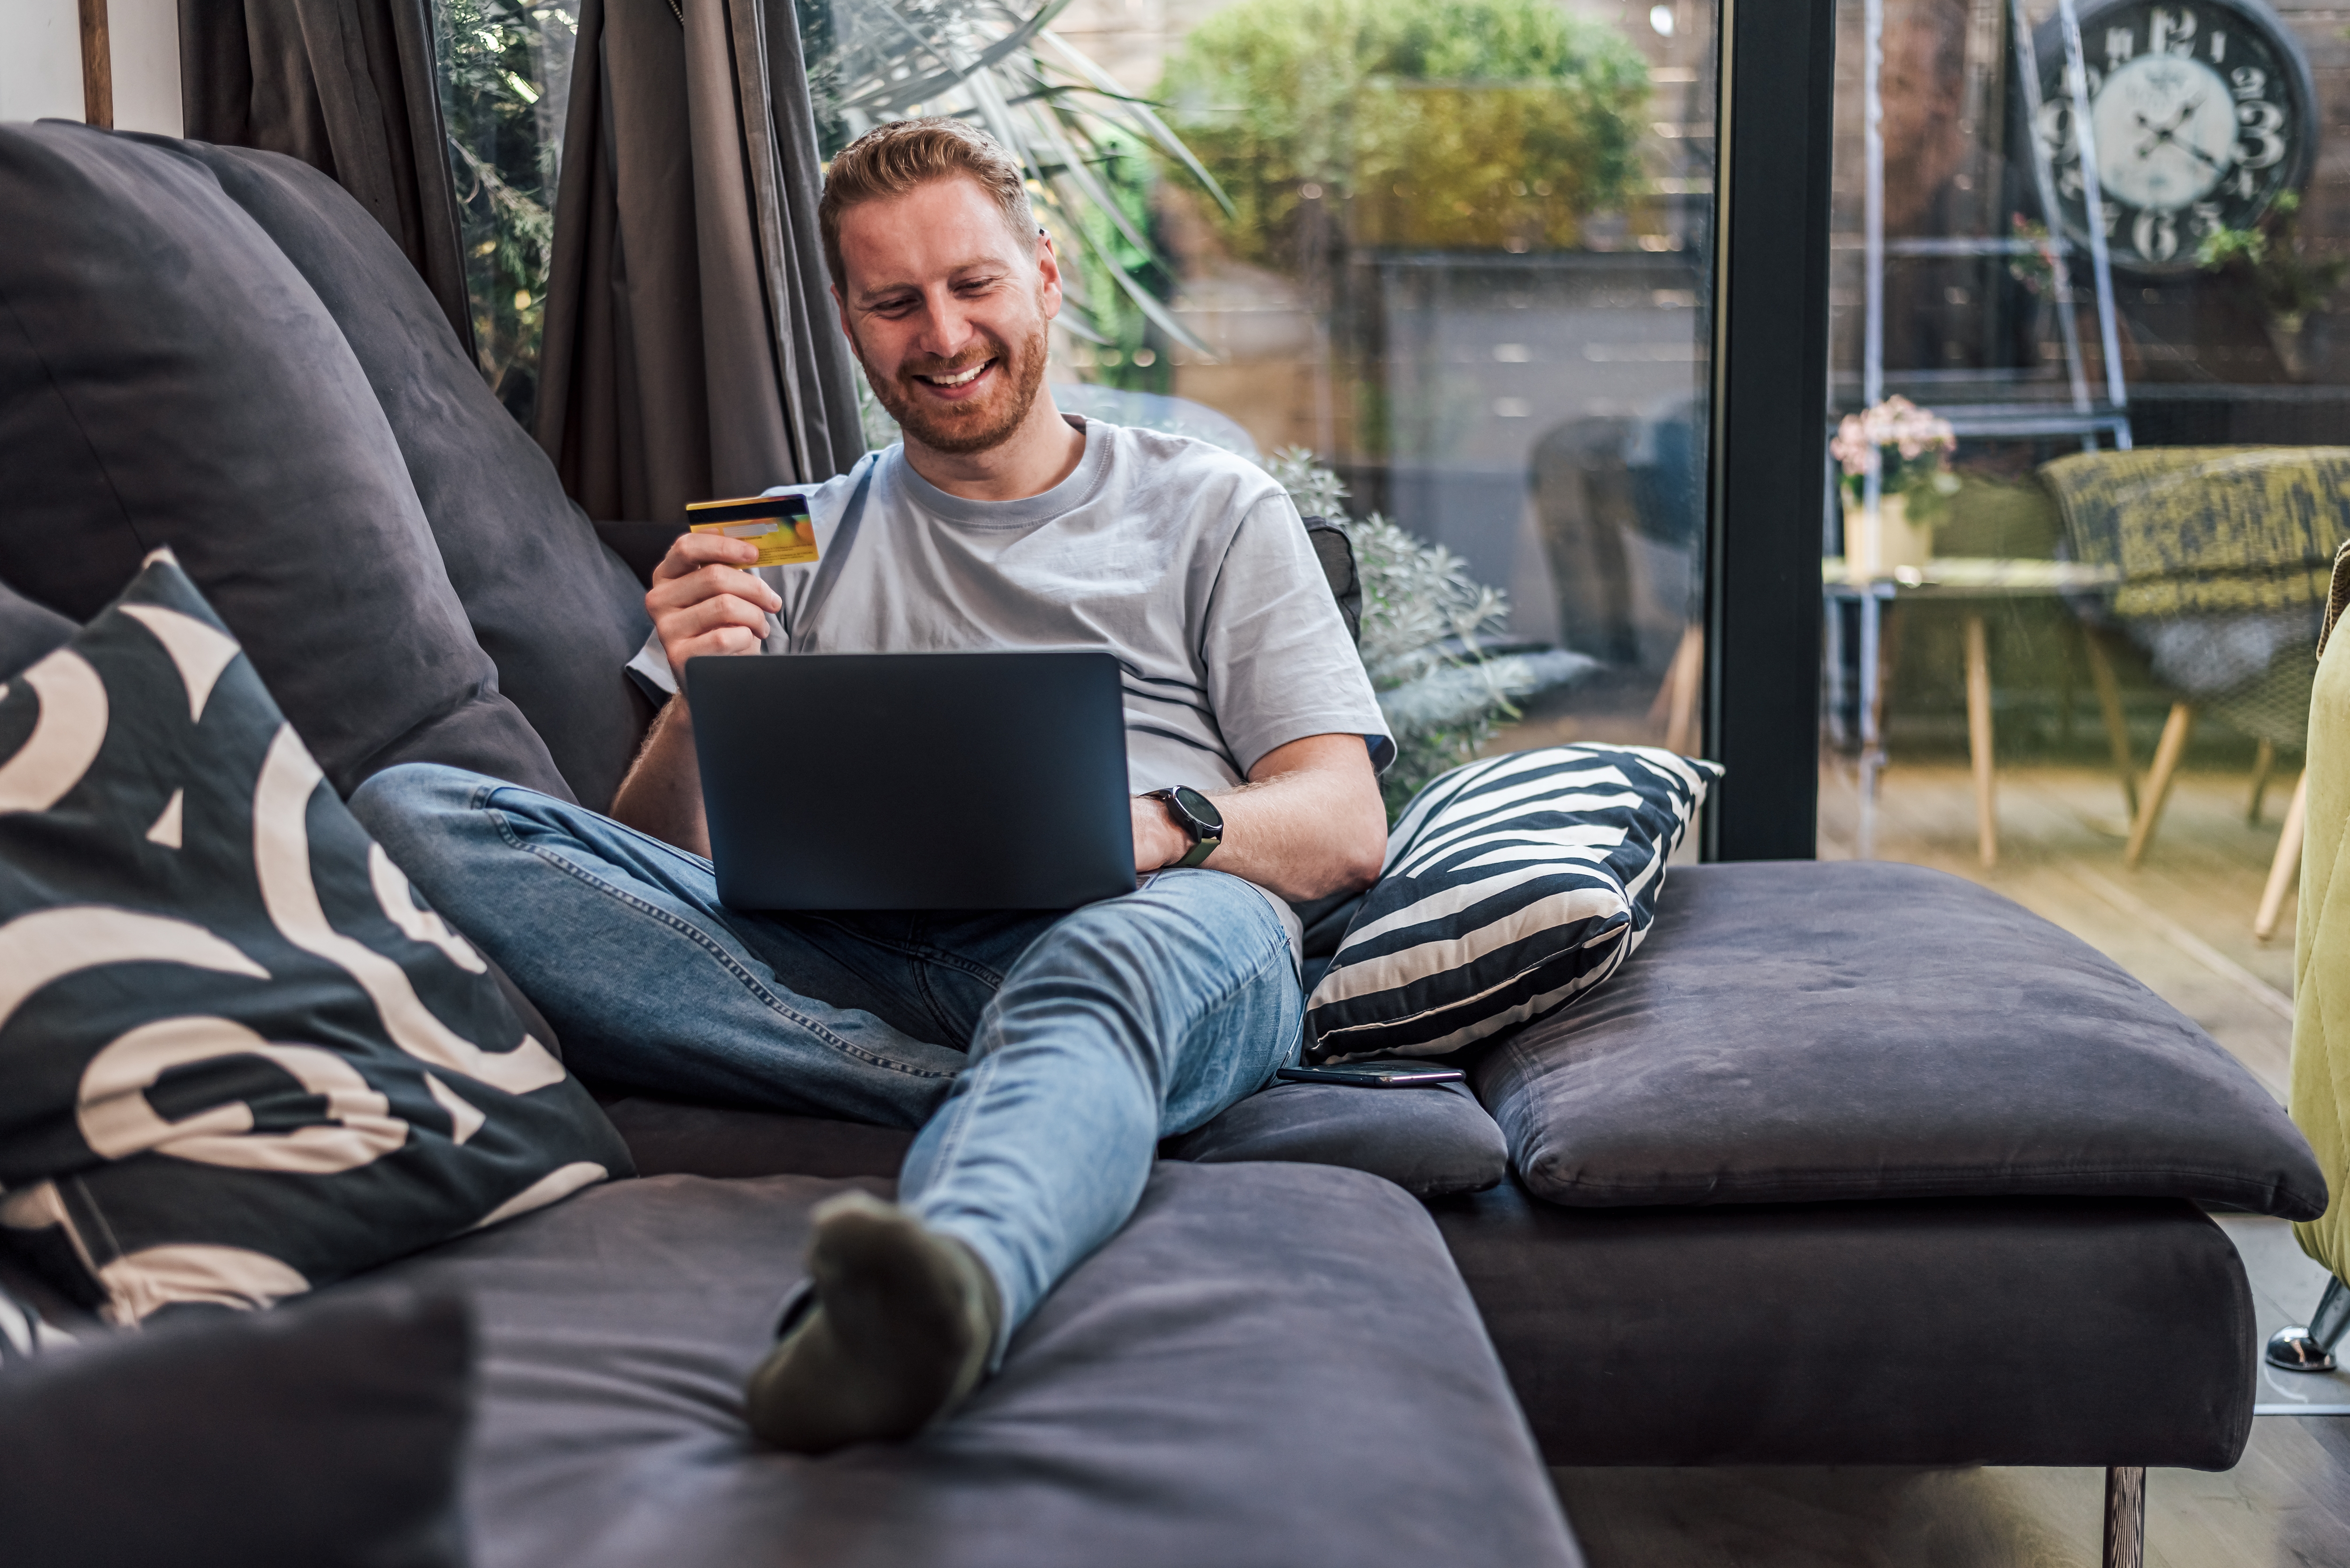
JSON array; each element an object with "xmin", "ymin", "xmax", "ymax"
[{"xmin": 1842, "ymin": 491, "xmax": 1933, "ymax": 583}]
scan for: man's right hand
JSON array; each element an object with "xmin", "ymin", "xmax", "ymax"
[{"xmin": 649, "ymin": 532, "xmax": 786, "ymax": 687}]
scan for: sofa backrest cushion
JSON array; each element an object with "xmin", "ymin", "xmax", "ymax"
[
  {"xmin": 0, "ymin": 120, "xmax": 568, "ymax": 801},
  {"xmin": 0, "ymin": 1286, "xmax": 470, "ymax": 1568},
  {"xmin": 1476, "ymin": 860, "xmax": 2328, "ymax": 1217},
  {"xmin": 175, "ymin": 143, "xmax": 655, "ymax": 812}
]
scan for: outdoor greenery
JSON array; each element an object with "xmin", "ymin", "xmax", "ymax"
[
  {"xmin": 1158, "ymin": 0, "xmax": 1650, "ymax": 267},
  {"xmin": 433, "ymin": 0, "xmax": 575, "ymax": 427},
  {"xmin": 1267, "ymin": 449, "xmax": 1590, "ymax": 816}
]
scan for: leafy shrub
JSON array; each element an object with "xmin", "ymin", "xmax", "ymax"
[
  {"xmin": 1159, "ymin": 0, "xmax": 1649, "ymax": 265},
  {"xmin": 1265, "ymin": 448, "xmax": 1594, "ymax": 814}
]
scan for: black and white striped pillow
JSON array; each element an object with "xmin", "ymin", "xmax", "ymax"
[{"xmin": 1305, "ymin": 745, "xmax": 1722, "ymax": 1063}]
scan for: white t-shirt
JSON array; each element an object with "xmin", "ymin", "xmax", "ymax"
[{"xmin": 629, "ymin": 417, "xmax": 1393, "ymax": 956}]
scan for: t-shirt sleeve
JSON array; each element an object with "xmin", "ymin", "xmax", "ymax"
[{"xmin": 1202, "ymin": 490, "xmax": 1394, "ymax": 777}]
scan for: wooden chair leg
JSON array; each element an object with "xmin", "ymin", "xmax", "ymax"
[
  {"xmin": 2124, "ymin": 702, "xmax": 2194, "ymax": 869},
  {"xmin": 1964, "ymin": 613, "xmax": 1996, "ymax": 868},
  {"xmin": 2248, "ymin": 739, "xmax": 2277, "ymax": 826},
  {"xmin": 1663, "ymin": 624, "xmax": 1703, "ymax": 757},
  {"xmin": 2256, "ymin": 772, "xmax": 2308, "ymax": 941},
  {"xmin": 2103, "ymin": 1466, "xmax": 2146, "ymax": 1568},
  {"xmin": 2083, "ymin": 629, "xmax": 2139, "ymax": 820}
]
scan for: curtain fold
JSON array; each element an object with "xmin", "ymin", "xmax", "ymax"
[
  {"xmin": 534, "ymin": 0, "xmax": 864, "ymax": 523},
  {"xmin": 178, "ymin": 0, "xmax": 474, "ymax": 357}
]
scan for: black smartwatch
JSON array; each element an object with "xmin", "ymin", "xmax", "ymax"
[{"xmin": 1144, "ymin": 786, "xmax": 1224, "ymax": 868}]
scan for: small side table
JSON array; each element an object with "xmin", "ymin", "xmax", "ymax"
[{"xmin": 1824, "ymin": 557, "xmax": 2123, "ymax": 866}]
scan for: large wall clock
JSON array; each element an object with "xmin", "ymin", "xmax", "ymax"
[{"xmin": 2028, "ymin": 0, "xmax": 2317, "ymax": 273}]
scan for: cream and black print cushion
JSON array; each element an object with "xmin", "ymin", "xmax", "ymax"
[
  {"xmin": 0, "ymin": 554, "xmax": 631, "ymax": 1323},
  {"xmin": 1306, "ymin": 745, "xmax": 1723, "ymax": 1063}
]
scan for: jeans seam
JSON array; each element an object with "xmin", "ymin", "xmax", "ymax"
[{"xmin": 483, "ymin": 810, "xmax": 956, "ymax": 1082}]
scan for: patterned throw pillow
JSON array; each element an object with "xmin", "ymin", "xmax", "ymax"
[
  {"xmin": 0, "ymin": 554, "xmax": 632, "ymax": 1323},
  {"xmin": 1305, "ymin": 745, "xmax": 1723, "ymax": 1063}
]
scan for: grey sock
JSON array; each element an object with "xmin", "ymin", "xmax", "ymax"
[{"xmin": 744, "ymin": 1191, "xmax": 1002, "ymax": 1454}]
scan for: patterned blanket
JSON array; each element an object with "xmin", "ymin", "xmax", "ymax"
[{"xmin": 2039, "ymin": 446, "xmax": 2350, "ymax": 617}]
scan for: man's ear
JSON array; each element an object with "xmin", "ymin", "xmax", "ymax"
[{"xmin": 1034, "ymin": 230, "xmax": 1063, "ymax": 321}]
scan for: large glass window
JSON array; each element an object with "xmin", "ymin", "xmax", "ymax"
[
  {"xmin": 1818, "ymin": 0, "xmax": 2345, "ymax": 1103},
  {"xmin": 434, "ymin": 0, "xmax": 579, "ymax": 429},
  {"xmin": 799, "ymin": 0, "xmax": 1721, "ymax": 809}
]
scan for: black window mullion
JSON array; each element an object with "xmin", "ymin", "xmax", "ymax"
[{"xmin": 1700, "ymin": 0, "xmax": 1839, "ymax": 861}]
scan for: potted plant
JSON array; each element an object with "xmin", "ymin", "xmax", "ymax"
[
  {"xmin": 1829, "ymin": 395, "xmax": 1958, "ymax": 583},
  {"xmin": 2195, "ymin": 192, "xmax": 2349, "ymax": 382}
]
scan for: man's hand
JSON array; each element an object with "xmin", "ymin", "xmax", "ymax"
[
  {"xmin": 1132, "ymin": 733, "xmax": 1387, "ymax": 905},
  {"xmin": 609, "ymin": 533, "xmax": 785, "ymax": 856},
  {"xmin": 648, "ymin": 531, "xmax": 785, "ymax": 686}
]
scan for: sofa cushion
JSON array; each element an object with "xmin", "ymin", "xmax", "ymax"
[
  {"xmin": 0, "ymin": 1285, "xmax": 470, "ymax": 1568},
  {"xmin": 176, "ymin": 142, "xmax": 656, "ymax": 812},
  {"xmin": 364, "ymin": 1163, "xmax": 1584, "ymax": 1568},
  {"xmin": 0, "ymin": 120, "xmax": 567, "ymax": 799},
  {"xmin": 0, "ymin": 556, "xmax": 632, "ymax": 1322},
  {"xmin": 1164, "ymin": 1078, "xmax": 1508, "ymax": 1196},
  {"xmin": 1475, "ymin": 860, "xmax": 2327, "ymax": 1215},
  {"xmin": 1308, "ymin": 744, "xmax": 1718, "ymax": 1062}
]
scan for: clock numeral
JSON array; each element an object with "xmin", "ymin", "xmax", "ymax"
[
  {"xmin": 2060, "ymin": 164, "xmax": 2085, "ymax": 199},
  {"xmin": 2103, "ymin": 203, "xmax": 2123, "ymax": 237},
  {"xmin": 2035, "ymin": 99, "xmax": 2080, "ymax": 162},
  {"xmin": 2231, "ymin": 66, "xmax": 2266, "ymax": 100},
  {"xmin": 2237, "ymin": 100, "xmax": 2287, "ymax": 168},
  {"xmin": 2190, "ymin": 201, "xmax": 2222, "ymax": 235},
  {"xmin": 2106, "ymin": 26, "xmax": 2135, "ymax": 67},
  {"xmin": 2209, "ymin": 29, "xmax": 2226, "ymax": 63},
  {"xmin": 2149, "ymin": 7, "xmax": 2196, "ymax": 55},
  {"xmin": 2230, "ymin": 167, "xmax": 2257, "ymax": 198},
  {"xmin": 2132, "ymin": 209, "xmax": 2181, "ymax": 262}
]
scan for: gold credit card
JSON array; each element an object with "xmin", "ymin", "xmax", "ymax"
[{"xmin": 686, "ymin": 493, "xmax": 818, "ymax": 567}]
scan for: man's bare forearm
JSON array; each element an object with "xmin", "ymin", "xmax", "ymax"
[
  {"xmin": 610, "ymin": 695, "xmax": 712, "ymax": 856},
  {"xmin": 1134, "ymin": 733, "xmax": 1387, "ymax": 904}
]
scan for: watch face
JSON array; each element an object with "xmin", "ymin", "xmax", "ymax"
[
  {"xmin": 1170, "ymin": 785, "xmax": 1223, "ymax": 833},
  {"xmin": 2029, "ymin": 0, "xmax": 2314, "ymax": 273}
]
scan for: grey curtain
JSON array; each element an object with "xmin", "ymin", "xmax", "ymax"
[
  {"xmin": 178, "ymin": 0, "xmax": 474, "ymax": 357},
  {"xmin": 534, "ymin": 0, "xmax": 864, "ymax": 523}
]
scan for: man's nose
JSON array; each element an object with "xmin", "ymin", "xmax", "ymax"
[{"xmin": 913, "ymin": 291, "xmax": 979, "ymax": 360}]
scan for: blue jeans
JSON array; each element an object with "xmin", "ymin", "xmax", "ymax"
[{"xmin": 349, "ymin": 764, "xmax": 1302, "ymax": 1345}]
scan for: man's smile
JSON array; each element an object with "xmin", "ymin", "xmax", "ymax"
[{"xmin": 912, "ymin": 358, "xmax": 998, "ymax": 397}]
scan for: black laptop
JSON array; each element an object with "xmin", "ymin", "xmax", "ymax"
[{"xmin": 686, "ymin": 650, "xmax": 1136, "ymax": 911}]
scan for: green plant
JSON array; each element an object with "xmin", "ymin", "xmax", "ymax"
[
  {"xmin": 1264, "ymin": 448, "xmax": 1593, "ymax": 816},
  {"xmin": 434, "ymin": 0, "xmax": 575, "ymax": 427},
  {"xmin": 2197, "ymin": 192, "xmax": 2350, "ymax": 337},
  {"xmin": 1158, "ymin": 0, "xmax": 1649, "ymax": 267}
]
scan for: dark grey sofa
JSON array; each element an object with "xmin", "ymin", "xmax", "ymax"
[{"xmin": 0, "ymin": 117, "xmax": 2326, "ymax": 1568}]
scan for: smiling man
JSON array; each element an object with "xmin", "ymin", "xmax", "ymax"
[{"xmin": 350, "ymin": 118, "xmax": 1391, "ymax": 1454}]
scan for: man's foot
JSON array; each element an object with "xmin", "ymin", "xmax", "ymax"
[{"xmin": 744, "ymin": 1191, "xmax": 1002, "ymax": 1453}]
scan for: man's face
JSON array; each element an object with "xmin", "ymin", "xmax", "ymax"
[{"xmin": 833, "ymin": 176, "xmax": 1060, "ymax": 455}]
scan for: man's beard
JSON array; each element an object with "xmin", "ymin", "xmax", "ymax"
[{"xmin": 861, "ymin": 317, "xmax": 1050, "ymax": 456}]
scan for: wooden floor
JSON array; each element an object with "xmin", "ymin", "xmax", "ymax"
[{"xmin": 1540, "ymin": 757, "xmax": 2350, "ymax": 1566}]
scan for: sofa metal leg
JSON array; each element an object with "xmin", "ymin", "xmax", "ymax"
[
  {"xmin": 2265, "ymin": 1274, "xmax": 2350, "ymax": 1372},
  {"xmin": 2102, "ymin": 1466, "xmax": 2145, "ymax": 1568}
]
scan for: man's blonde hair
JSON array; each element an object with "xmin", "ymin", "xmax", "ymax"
[{"xmin": 818, "ymin": 118, "xmax": 1038, "ymax": 290}]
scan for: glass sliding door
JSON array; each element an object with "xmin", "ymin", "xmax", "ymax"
[
  {"xmin": 798, "ymin": 0, "xmax": 1723, "ymax": 811},
  {"xmin": 1818, "ymin": 0, "xmax": 2350, "ymax": 1095}
]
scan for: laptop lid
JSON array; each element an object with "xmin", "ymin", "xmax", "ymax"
[{"xmin": 686, "ymin": 650, "xmax": 1135, "ymax": 911}]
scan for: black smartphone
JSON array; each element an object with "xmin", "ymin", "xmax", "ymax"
[{"xmin": 1276, "ymin": 1062, "xmax": 1466, "ymax": 1089}]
